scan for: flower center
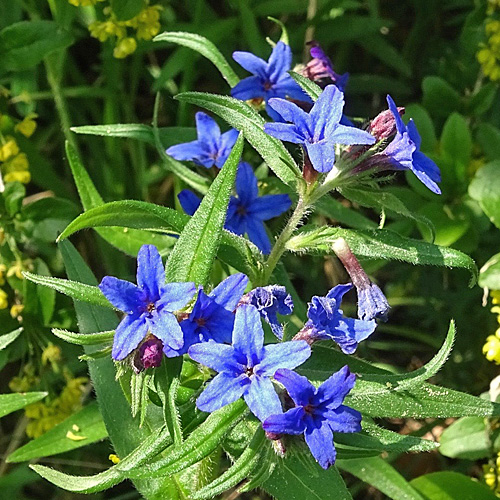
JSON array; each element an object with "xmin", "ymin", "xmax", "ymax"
[
  {"xmin": 195, "ymin": 317, "xmax": 207, "ymax": 327},
  {"xmin": 146, "ymin": 302, "xmax": 155, "ymax": 313},
  {"xmin": 236, "ymin": 204, "xmax": 247, "ymax": 216},
  {"xmin": 263, "ymin": 80, "xmax": 273, "ymax": 91},
  {"xmin": 304, "ymin": 404, "xmax": 315, "ymax": 415},
  {"xmin": 245, "ymin": 366, "xmax": 254, "ymax": 377}
]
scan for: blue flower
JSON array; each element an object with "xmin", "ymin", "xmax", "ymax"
[
  {"xmin": 188, "ymin": 304, "xmax": 311, "ymax": 422},
  {"xmin": 384, "ymin": 95, "xmax": 441, "ymax": 194},
  {"xmin": 305, "ymin": 284, "xmax": 376, "ymax": 354},
  {"xmin": 166, "ymin": 112, "xmax": 239, "ymax": 169},
  {"xmin": 263, "ymin": 366, "xmax": 361, "ymax": 469},
  {"xmin": 178, "ymin": 162, "xmax": 292, "ymax": 254},
  {"xmin": 99, "ymin": 245, "xmax": 196, "ymax": 361},
  {"xmin": 231, "ymin": 41, "xmax": 310, "ymax": 121},
  {"xmin": 264, "ymin": 85, "xmax": 375, "ymax": 173},
  {"xmin": 164, "ymin": 274, "xmax": 249, "ymax": 357},
  {"xmin": 243, "ymin": 285, "xmax": 293, "ymax": 339}
]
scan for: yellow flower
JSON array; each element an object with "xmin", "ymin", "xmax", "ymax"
[
  {"xmin": 4, "ymin": 170, "xmax": 31, "ymax": 184},
  {"xmin": 484, "ymin": 334, "xmax": 500, "ymax": 364},
  {"xmin": 10, "ymin": 303, "xmax": 24, "ymax": 319},
  {"xmin": 4, "ymin": 152, "xmax": 29, "ymax": 173},
  {"xmin": 15, "ymin": 113, "xmax": 37, "ymax": 138},
  {"xmin": 0, "ymin": 264, "xmax": 6, "ymax": 286},
  {"xmin": 488, "ymin": 0, "xmax": 500, "ymax": 14},
  {"xmin": 42, "ymin": 344, "xmax": 62, "ymax": 367},
  {"xmin": 484, "ymin": 464, "xmax": 497, "ymax": 489},
  {"xmin": 0, "ymin": 289, "xmax": 8, "ymax": 309},
  {"xmin": 7, "ymin": 261, "xmax": 25, "ymax": 280},
  {"xmin": 113, "ymin": 37, "xmax": 137, "ymax": 58},
  {"xmin": 0, "ymin": 138, "xmax": 19, "ymax": 162},
  {"xmin": 109, "ymin": 454, "xmax": 120, "ymax": 464},
  {"xmin": 492, "ymin": 291, "xmax": 500, "ymax": 305},
  {"xmin": 134, "ymin": 5, "xmax": 162, "ymax": 41}
]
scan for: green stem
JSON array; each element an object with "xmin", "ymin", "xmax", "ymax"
[{"xmin": 261, "ymin": 194, "xmax": 308, "ymax": 285}]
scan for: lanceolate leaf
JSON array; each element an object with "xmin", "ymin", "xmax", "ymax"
[
  {"xmin": 166, "ymin": 134, "xmax": 243, "ymax": 285},
  {"xmin": 154, "ymin": 32, "xmax": 240, "ymax": 87},
  {"xmin": 8, "ymin": 403, "xmax": 108, "ymax": 463},
  {"xmin": 24, "ymin": 272, "xmax": 112, "ymax": 310},
  {"xmin": 65, "ymin": 142, "xmax": 175, "ymax": 256},
  {"xmin": 0, "ymin": 392, "xmax": 47, "ymax": 419},
  {"xmin": 52, "ymin": 328, "xmax": 115, "ymax": 346},
  {"xmin": 289, "ymin": 71, "xmax": 322, "ymax": 100},
  {"xmin": 0, "ymin": 327, "xmax": 22, "ymax": 351},
  {"xmin": 175, "ymin": 92, "xmax": 301, "ymax": 187},
  {"xmin": 287, "ymin": 226, "xmax": 478, "ymax": 285},
  {"xmin": 338, "ymin": 457, "xmax": 424, "ymax": 500}
]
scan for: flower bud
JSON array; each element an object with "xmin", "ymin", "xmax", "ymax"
[
  {"xmin": 368, "ymin": 106, "xmax": 405, "ymax": 141},
  {"xmin": 133, "ymin": 336, "xmax": 164, "ymax": 372}
]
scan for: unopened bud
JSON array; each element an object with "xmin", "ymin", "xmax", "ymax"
[
  {"xmin": 369, "ymin": 106, "xmax": 405, "ymax": 141},
  {"xmin": 133, "ymin": 336, "xmax": 164, "ymax": 372}
]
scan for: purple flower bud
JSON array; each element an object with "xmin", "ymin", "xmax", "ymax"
[
  {"xmin": 134, "ymin": 336, "xmax": 164, "ymax": 372},
  {"xmin": 368, "ymin": 106, "xmax": 405, "ymax": 141},
  {"xmin": 332, "ymin": 238, "xmax": 390, "ymax": 321}
]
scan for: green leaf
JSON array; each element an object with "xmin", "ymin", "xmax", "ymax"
[
  {"xmin": 440, "ymin": 112, "xmax": 471, "ymax": 185},
  {"xmin": 110, "ymin": 0, "xmax": 145, "ymax": 21},
  {"xmin": 404, "ymin": 104, "xmax": 437, "ymax": 152},
  {"xmin": 175, "ymin": 92, "xmax": 301, "ymax": 187},
  {"xmin": 0, "ymin": 392, "xmax": 47, "ymax": 418},
  {"xmin": 8, "ymin": 403, "xmax": 108, "ymax": 463},
  {"xmin": 439, "ymin": 417, "xmax": 490, "ymax": 460},
  {"xmin": 479, "ymin": 252, "xmax": 500, "ymax": 289},
  {"xmin": 56, "ymin": 199, "xmax": 261, "ymax": 280},
  {"xmin": 286, "ymin": 226, "xmax": 478, "ymax": 286},
  {"xmin": 52, "ymin": 328, "xmax": 114, "ymax": 346},
  {"xmin": 263, "ymin": 453, "xmax": 352, "ymax": 500},
  {"xmin": 338, "ymin": 457, "xmax": 424, "ymax": 500},
  {"xmin": 0, "ymin": 21, "xmax": 73, "ymax": 73},
  {"xmin": 468, "ymin": 82, "xmax": 498, "ymax": 116},
  {"xmin": 469, "ymin": 161, "xmax": 500, "ymax": 230},
  {"xmin": 315, "ymin": 196, "xmax": 378, "ymax": 230},
  {"xmin": 23, "ymin": 272, "xmax": 112, "ymax": 309},
  {"xmin": 165, "ymin": 134, "xmax": 243, "ymax": 285},
  {"xmin": 340, "ymin": 186, "xmax": 435, "ymax": 239},
  {"xmin": 410, "ymin": 471, "xmax": 498, "ymax": 500},
  {"xmin": 192, "ymin": 427, "xmax": 267, "ymax": 500},
  {"xmin": 422, "ymin": 76, "xmax": 462, "ymax": 118},
  {"xmin": 0, "ymin": 327, "xmax": 22, "ymax": 351},
  {"xmin": 154, "ymin": 32, "xmax": 239, "ymax": 87},
  {"xmin": 289, "ymin": 71, "xmax": 322, "ymax": 100},
  {"xmin": 65, "ymin": 142, "xmax": 176, "ymax": 255},
  {"xmin": 476, "ymin": 124, "xmax": 500, "ymax": 161},
  {"xmin": 124, "ymin": 399, "xmax": 248, "ymax": 478}
]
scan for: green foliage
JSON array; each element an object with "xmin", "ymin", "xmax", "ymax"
[
  {"xmin": 0, "ymin": 392, "xmax": 47, "ymax": 418},
  {"xmin": 469, "ymin": 161, "xmax": 500, "ymax": 230}
]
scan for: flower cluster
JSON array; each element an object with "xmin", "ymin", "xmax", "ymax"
[
  {"xmin": 483, "ymin": 452, "xmax": 500, "ymax": 494},
  {"xmin": 99, "ymin": 242, "xmax": 390, "ymax": 468},
  {"xmin": 483, "ymin": 291, "xmax": 500, "ymax": 364},
  {"xmin": 477, "ymin": 19, "xmax": 500, "ymax": 82},
  {"xmin": 87, "ymin": 2, "xmax": 162, "ymax": 59}
]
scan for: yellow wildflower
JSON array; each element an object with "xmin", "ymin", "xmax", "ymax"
[
  {"xmin": 133, "ymin": 5, "xmax": 162, "ymax": 41},
  {"xmin": 0, "ymin": 264, "xmax": 6, "ymax": 285},
  {"xmin": 15, "ymin": 113, "xmax": 37, "ymax": 138},
  {"xmin": 0, "ymin": 138, "xmax": 19, "ymax": 162},
  {"xmin": 0, "ymin": 289, "xmax": 8, "ymax": 309},
  {"xmin": 488, "ymin": 0, "xmax": 500, "ymax": 14},
  {"xmin": 7, "ymin": 261, "xmax": 25, "ymax": 280},
  {"xmin": 109, "ymin": 454, "xmax": 120, "ymax": 464},
  {"xmin": 9, "ymin": 364, "xmax": 39, "ymax": 393},
  {"xmin": 10, "ymin": 303, "xmax": 24, "ymax": 319},
  {"xmin": 113, "ymin": 37, "xmax": 137, "ymax": 58},
  {"xmin": 42, "ymin": 344, "xmax": 62, "ymax": 371},
  {"xmin": 492, "ymin": 290, "xmax": 500, "ymax": 305},
  {"xmin": 4, "ymin": 170, "xmax": 31, "ymax": 184}
]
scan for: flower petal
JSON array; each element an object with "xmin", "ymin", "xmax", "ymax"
[
  {"xmin": 257, "ymin": 340, "xmax": 311, "ymax": 377},
  {"xmin": 232, "ymin": 51, "xmax": 268, "ymax": 78},
  {"xmin": 99, "ymin": 276, "xmax": 144, "ymax": 314},
  {"xmin": 244, "ymin": 375, "xmax": 283, "ymax": 421},
  {"xmin": 209, "ymin": 273, "xmax": 249, "ymax": 310},
  {"xmin": 406, "ymin": 119, "xmax": 422, "ymax": 150},
  {"xmin": 146, "ymin": 309, "xmax": 184, "ymax": 351},
  {"xmin": 264, "ymin": 122, "xmax": 304, "ymax": 144},
  {"xmin": 249, "ymin": 194, "xmax": 291, "ymax": 220},
  {"xmin": 266, "ymin": 98, "xmax": 310, "ymax": 132},
  {"xmin": 195, "ymin": 112, "xmax": 221, "ymax": 150},
  {"xmin": 158, "ymin": 282, "xmax": 196, "ymax": 311},
  {"xmin": 329, "ymin": 124, "xmax": 375, "ymax": 147},
  {"xmin": 136, "ymin": 245, "xmax": 165, "ymax": 300},
  {"xmin": 274, "ymin": 77, "xmax": 311, "ymax": 102},
  {"xmin": 386, "ymin": 95, "xmax": 407, "ymax": 135},
  {"xmin": 188, "ymin": 342, "xmax": 244, "ymax": 374},
  {"xmin": 178, "ymin": 189, "xmax": 201, "ymax": 216},
  {"xmin": 273, "ymin": 368, "xmax": 316, "ymax": 406},
  {"xmin": 112, "ymin": 314, "xmax": 148, "ymax": 360},
  {"xmin": 304, "ymin": 422, "xmax": 336, "ymax": 469},
  {"xmin": 263, "ymin": 407, "xmax": 307, "ymax": 435},
  {"xmin": 267, "ymin": 42, "xmax": 292, "ymax": 83},
  {"xmin": 316, "ymin": 365, "xmax": 356, "ymax": 409},
  {"xmin": 231, "ymin": 76, "xmax": 265, "ymax": 101},
  {"xmin": 324, "ymin": 405, "xmax": 362, "ymax": 433},
  {"xmin": 304, "ymin": 141, "xmax": 336, "ymax": 173},
  {"xmin": 326, "ymin": 283, "xmax": 353, "ymax": 304},
  {"xmin": 311, "ymin": 85, "xmax": 344, "ymax": 139},
  {"xmin": 196, "ymin": 372, "xmax": 249, "ymax": 413},
  {"xmin": 235, "ymin": 161, "xmax": 258, "ymax": 205},
  {"xmin": 166, "ymin": 140, "xmax": 205, "ymax": 162},
  {"xmin": 232, "ymin": 304, "xmax": 264, "ymax": 366},
  {"xmin": 246, "ymin": 217, "xmax": 272, "ymax": 254}
]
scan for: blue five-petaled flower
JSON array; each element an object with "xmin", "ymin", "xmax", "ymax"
[
  {"xmin": 99, "ymin": 245, "xmax": 196, "ymax": 361},
  {"xmin": 264, "ymin": 85, "xmax": 375, "ymax": 173},
  {"xmin": 166, "ymin": 112, "xmax": 239, "ymax": 169},
  {"xmin": 178, "ymin": 162, "xmax": 292, "ymax": 254},
  {"xmin": 188, "ymin": 304, "xmax": 311, "ymax": 422},
  {"xmin": 263, "ymin": 366, "xmax": 361, "ymax": 469},
  {"xmin": 306, "ymin": 284, "xmax": 376, "ymax": 354},
  {"xmin": 164, "ymin": 273, "xmax": 249, "ymax": 356},
  {"xmin": 384, "ymin": 95, "xmax": 441, "ymax": 194},
  {"xmin": 231, "ymin": 41, "xmax": 310, "ymax": 121}
]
